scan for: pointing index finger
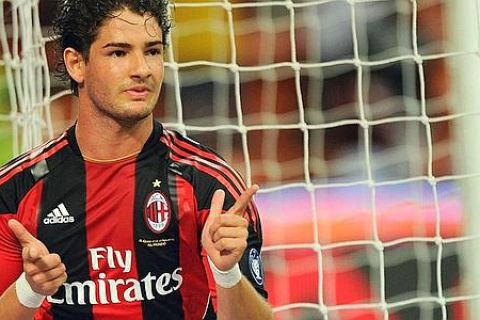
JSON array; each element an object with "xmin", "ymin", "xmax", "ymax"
[
  {"xmin": 229, "ymin": 184, "xmax": 259, "ymax": 216},
  {"xmin": 23, "ymin": 245, "xmax": 41, "ymax": 263}
]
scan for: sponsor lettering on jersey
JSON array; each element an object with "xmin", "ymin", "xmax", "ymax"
[
  {"xmin": 144, "ymin": 191, "xmax": 171, "ymax": 234},
  {"xmin": 89, "ymin": 246, "xmax": 132, "ymax": 273},
  {"xmin": 47, "ymin": 246, "xmax": 183, "ymax": 305}
]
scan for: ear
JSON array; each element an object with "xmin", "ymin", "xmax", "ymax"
[{"xmin": 64, "ymin": 48, "xmax": 85, "ymax": 85}]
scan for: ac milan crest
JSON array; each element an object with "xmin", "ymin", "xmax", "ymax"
[{"xmin": 144, "ymin": 191, "xmax": 171, "ymax": 234}]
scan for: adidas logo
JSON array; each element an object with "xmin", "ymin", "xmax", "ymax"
[{"xmin": 43, "ymin": 203, "xmax": 75, "ymax": 225}]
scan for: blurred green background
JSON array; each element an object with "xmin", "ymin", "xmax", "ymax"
[{"xmin": 0, "ymin": 66, "xmax": 12, "ymax": 166}]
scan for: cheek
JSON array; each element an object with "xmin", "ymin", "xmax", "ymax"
[
  {"xmin": 85, "ymin": 69, "xmax": 115, "ymax": 100},
  {"xmin": 95, "ymin": 65, "xmax": 125, "ymax": 91},
  {"xmin": 104, "ymin": 64, "xmax": 125, "ymax": 81},
  {"xmin": 146, "ymin": 58, "xmax": 164, "ymax": 75},
  {"xmin": 93, "ymin": 58, "xmax": 124, "ymax": 77},
  {"xmin": 154, "ymin": 66, "xmax": 165, "ymax": 87}
]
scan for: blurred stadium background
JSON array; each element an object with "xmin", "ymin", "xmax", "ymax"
[{"xmin": 1, "ymin": 0, "xmax": 480, "ymax": 319}]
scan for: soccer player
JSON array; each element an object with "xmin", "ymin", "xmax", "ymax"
[{"xmin": 0, "ymin": 0, "xmax": 273, "ymax": 319}]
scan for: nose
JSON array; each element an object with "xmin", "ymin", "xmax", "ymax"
[{"xmin": 130, "ymin": 52, "xmax": 152, "ymax": 80}]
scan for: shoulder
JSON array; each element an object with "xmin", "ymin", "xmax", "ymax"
[
  {"xmin": 161, "ymin": 127, "xmax": 254, "ymax": 202},
  {"xmin": 0, "ymin": 131, "xmax": 70, "ymax": 186},
  {"xmin": 160, "ymin": 128, "xmax": 242, "ymax": 185},
  {"xmin": 160, "ymin": 128, "xmax": 261, "ymax": 230},
  {"xmin": 160, "ymin": 128, "xmax": 223, "ymax": 159},
  {"xmin": 0, "ymin": 131, "xmax": 70, "ymax": 214}
]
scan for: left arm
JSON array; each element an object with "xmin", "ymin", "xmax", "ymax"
[
  {"xmin": 202, "ymin": 186, "xmax": 273, "ymax": 320},
  {"xmin": 215, "ymin": 276, "xmax": 273, "ymax": 320}
]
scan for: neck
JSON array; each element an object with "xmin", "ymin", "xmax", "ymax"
[{"xmin": 76, "ymin": 113, "xmax": 154, "ymax": 162}]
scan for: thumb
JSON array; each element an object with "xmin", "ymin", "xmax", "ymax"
[{"xmin": 8, "ymin": 219, "xmax": 37, "ymax": 247}]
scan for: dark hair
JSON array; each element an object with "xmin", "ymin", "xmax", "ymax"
[{"xmin": 52, "ymin": 0, "xmax": 171, "ymax": 95}]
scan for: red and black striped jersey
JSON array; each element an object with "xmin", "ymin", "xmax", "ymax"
[{"xmin": 0, "ymin": 121, "xmax": 266, "ymax": 320}]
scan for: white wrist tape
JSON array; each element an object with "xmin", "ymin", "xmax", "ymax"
[
  {"xmin": 208, "ymin": 257, "xmax": 242, "ymax": 288},
  {"xmin": 15, "ymin": 272, "xmax": 45, "ymax": 308}
]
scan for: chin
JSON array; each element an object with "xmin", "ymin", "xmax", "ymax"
[
  {"xmin": 123, "ymin": 102, "xmax": 155, "ymax": 116},
  {"xmin": 123, "ymin": 111, "xmax": 152, "ymax": 121},
  {"xmin": 111, "ymin": 108, "xmax": 153, "ymax": 126}
]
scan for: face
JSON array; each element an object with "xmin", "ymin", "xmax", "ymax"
[{"xmin": 78, "ymin": 9, "xmax": 164, "ymax": 124}]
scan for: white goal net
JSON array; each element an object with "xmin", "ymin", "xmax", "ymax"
[{"xmin": 1, "ymin": 0, "xmax": 480, "ymax": 319}]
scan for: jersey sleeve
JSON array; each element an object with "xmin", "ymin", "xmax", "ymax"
[
  {"xmin": 0, "ymin": 214, "xmax": 23, "ymax": 294},
  {"xmin": 161, "ymin": 129, "xmax": 268, "ymax": 301},
  {"xmin": 0, "ymin": 156, "xmax": 42, "ymax": 295}
]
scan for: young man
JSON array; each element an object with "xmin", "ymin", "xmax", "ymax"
[{"xmin": 0, "ymin": 1, "xmax": 273, "ymax": 319}]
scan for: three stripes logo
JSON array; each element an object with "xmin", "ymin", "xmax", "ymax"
[{"xmin": 43, "ymin": 203, "xmax": 75, "ymax": 225}]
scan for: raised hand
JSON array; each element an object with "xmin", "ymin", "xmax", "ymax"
[
  {"xmin": 202, "ymin": 185, "xmax": 259, "ymax": 272},
  {"xmin": 8, "ymin": 220, "xmax": 67, "ymax": 296}
]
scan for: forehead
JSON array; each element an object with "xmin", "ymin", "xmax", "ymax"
[{"xmin": 96, "ymin": 9, "xmax": 162, "ymax": 43}]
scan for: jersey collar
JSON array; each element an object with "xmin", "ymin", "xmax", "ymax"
[{"xmin": 66, "ymin": 120, "xmax": 165, "ymax": 160}]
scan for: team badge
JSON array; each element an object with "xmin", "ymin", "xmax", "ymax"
[
  {"xmin": 248, "ymin": 248, "xmax": 264, "ymax": 285},
  {"xmin": 144, "ymin": 191, "xmax": 171, "ymax": 234}
]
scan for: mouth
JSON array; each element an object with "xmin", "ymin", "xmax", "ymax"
[{"xmin": 125, "ymin": 86, "xmax": 151, "ymax": 99}]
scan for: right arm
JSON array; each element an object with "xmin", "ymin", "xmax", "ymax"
[
  {"xmin": 0, "ymin": 219, "xmax": 67, "ymax": 320},
  {"xmin": 0, "ymin": 282, "xmax": 39, "ymax": 320}
]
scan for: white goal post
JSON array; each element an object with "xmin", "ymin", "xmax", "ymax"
[
  {"xmin": 1, "ymin": 0, "xmax": 480, "ymax": 319},
  {"xmin": 447, "ymin": 0, "xmax": 480, "ymax": 318}
]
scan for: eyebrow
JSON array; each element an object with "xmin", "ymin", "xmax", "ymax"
[{"xmin": 102, "ymin": 41, "xmax": 164, "ymax": 49}]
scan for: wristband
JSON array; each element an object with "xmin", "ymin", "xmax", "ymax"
[
  {"xmin": 15, "ymin": 272, "xmax": 45, "ymax": 308},
  {"xmin": 207, "ymin": 257, "xmax": 242, "ymax": 288}
]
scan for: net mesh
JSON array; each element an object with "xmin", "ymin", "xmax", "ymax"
[{"xmin": 1, "ymin": 0, "xmax": 480, "ymax": 319}]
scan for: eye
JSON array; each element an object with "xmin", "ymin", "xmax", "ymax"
[
  {"xmin": 146, "ymin": 48, "xmax": 162, "ymax": 56},
  {"xmin": 111, "ymin": 50, "xmax": 126, "ymax": 57}
]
